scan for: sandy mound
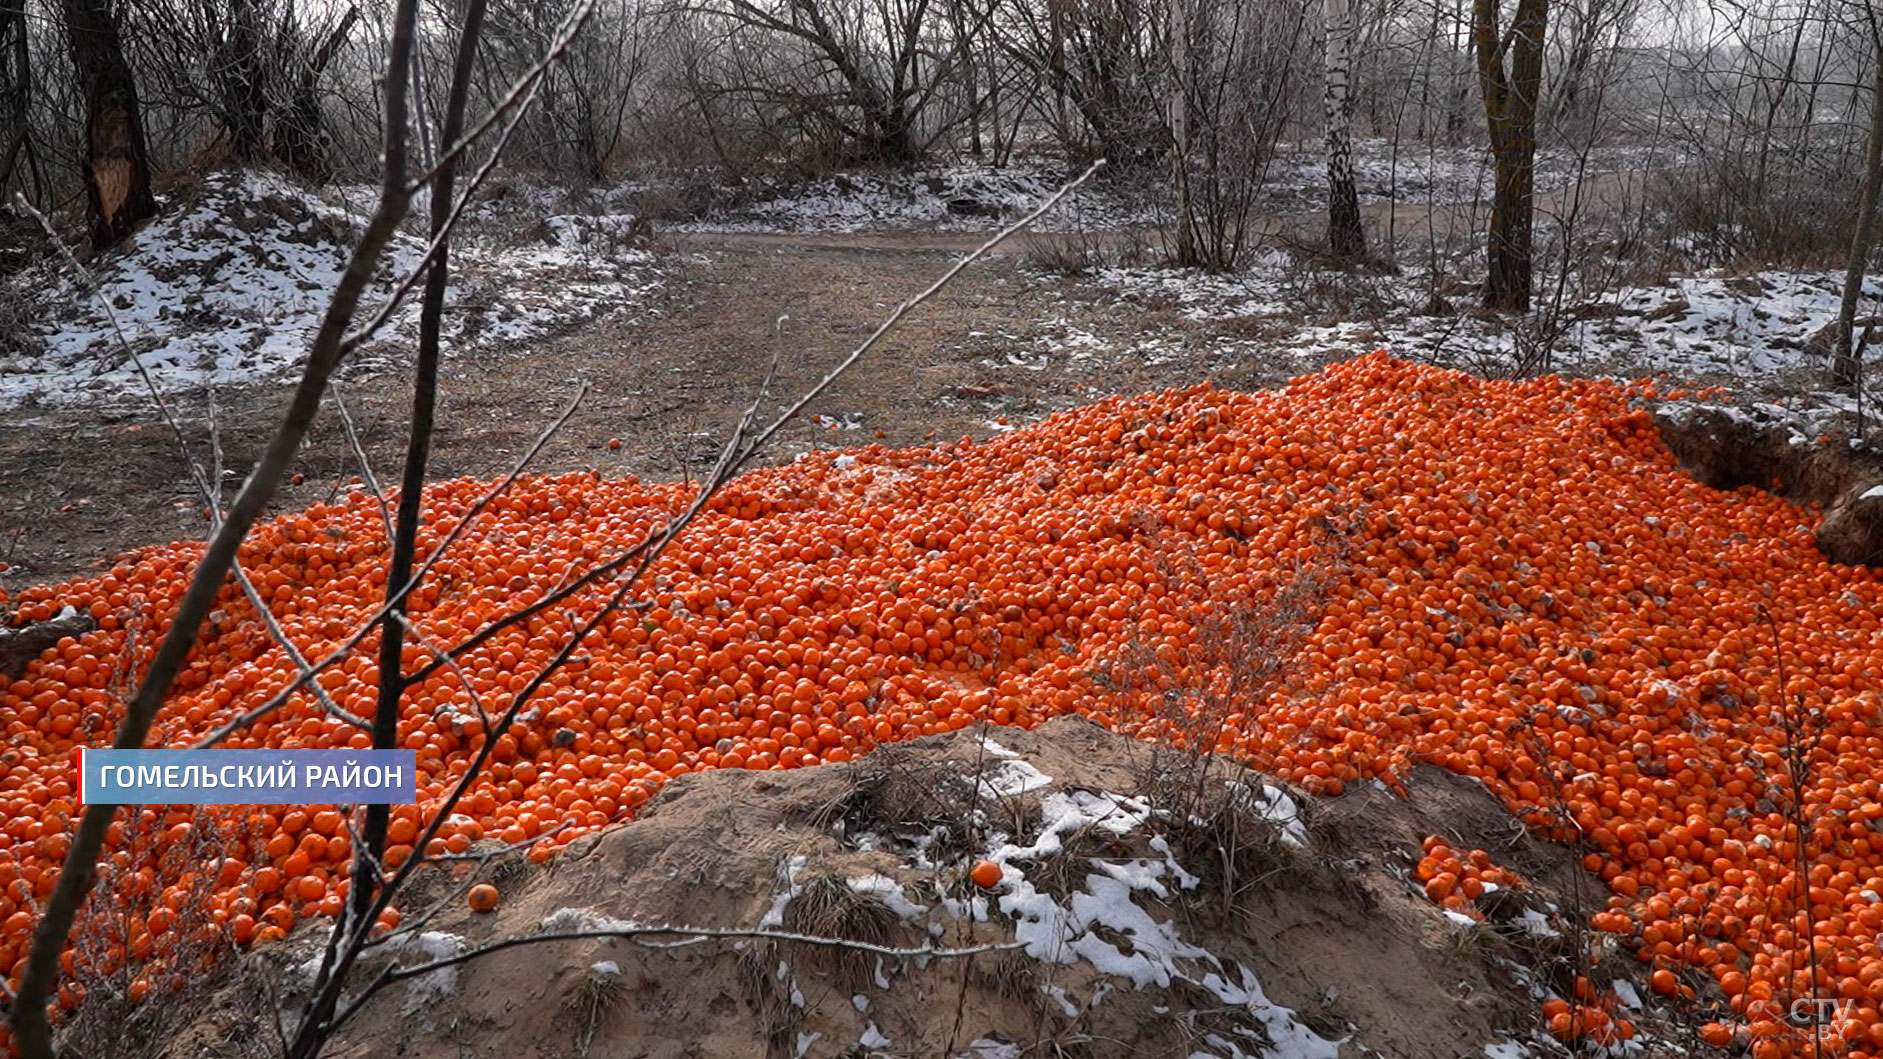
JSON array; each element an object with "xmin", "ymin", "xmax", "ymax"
[{"xmin": 197, "ymin": 719, "xmax": 1681, "ymax": 1059}]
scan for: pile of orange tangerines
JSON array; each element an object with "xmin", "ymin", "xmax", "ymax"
[{"xmin": 3, "ymin": 353, "xmax": 1882, "ymax": 1055}]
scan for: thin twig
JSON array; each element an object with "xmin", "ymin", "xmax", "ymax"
[
  {"xmin": 12, "ymin": 194, "xmax": 212, "ymax": 503},
  {"xmin": 365, "ymin": 822, "xmax": 572, "ymax": 948},
  {"xmin": 383, "ymin": 927, "xmax": 1021, "ymax": 987},
  {"xmin": 188, "ymin": 384, "xmax": 589, "ymax": 749},
  {"xmin": 340, "ymin": 0, "xmax": 598, "ymax": 354},
  {"xmin": 330, "ymin": 384, "xmax": 397, "ymax": 545},
  {"xmin": 393, "ymin": 611, "xmax": 495, "ymax": 736},
  {"xmin": 230, "ymin": 562, "xmax": 371, "ymax": 730},
  {"xmin": 312, "ymin": 164, "xmax": 1106, "ymax": 1038},
  {"xmin": 400, "ymin": 0, "xmax": 599, "ymax": 196},
  {"xmin": 733, "ymin": 159, "xmax": 1105, "ymax": 471}
]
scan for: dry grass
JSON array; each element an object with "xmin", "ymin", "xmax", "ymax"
[
  {"xmin": 817, "ymin": 749, "xmax": 991, "ymax": 865},
  {"xmin": 735, "ymin": 940, "xmax": 803, "ymax": 1056},
  {"xmin": 561, "ymin": 961, "xmax": 627, "ymax": 1058},
  {"xmin": 59, "ymin": 809, "xmax": 262, "ymax": 1059},
  {"xmin": 481, "ymin": 846, "xmax": 543, "ymax": 887},
  {"xmin": 780, "ymin": 872, "xmax": 903, "ymax": 989}
]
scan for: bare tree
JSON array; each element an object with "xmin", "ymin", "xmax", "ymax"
[
  {"xmin": 1001, "ymin": 0, "xmax": 1170, "ymax": 166},
  {"xmin": 1164, "ymin": 0, "xmax": 1310, "ymax": 269},
  {"xmin": 278, "ymin": 4, "xmax": 360, "ymax": 181},
  {"xmin": 1834, "ymin": 5, "xmax": 1883, "ymax": 392},
  {"xmin": 8, "ymin": 0, "xmax": 1103, "ymax": 1043},
  {"xmin": 62, "ymin": 0, "xmax": 158, "ymax": 250},
  {"xmin": 0, "ymin": 0, "xmax": 33, "ymax": 201},
  {"xmin": 216, "ymin": 0, "xmax": 269, "ymax": 161},
  {"xmin": 6, "ymin": 0, "xmax": 427, "ymax": 1042},
  {"xmin": 1324, "ymin": 0, "xmax": 1366, "ymax": 262},
  {"xmin": 291, "ymin": 7, "xmax": 491, "ymax": 1049},
  {"xmin": 1473, "ymin": 0, "xmax": 1549, "ymax": 311},
  {"xmin": 679, "ymin": 0, "xmax": 945, "ymax": 164},
  {"xmin": 1546, "ymin": 0, "xmax": 1637, "ymax": 127}
]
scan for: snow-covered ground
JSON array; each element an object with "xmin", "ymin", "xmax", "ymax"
[
  {"xmin": 1054, "ymin": 257, "xmax": 1878, "ymax": 430},
  {"xmin": 0, "ymin": 170, "xmax": 661, "ymax": 411},
  {"xmin": 1258, "ymin": 140, "xmax": 1679, "ymax": 210},
  {"xmin": 7, "ymin": 151, "xmax": 1864, "ymax": 430},
  {"xmin": 668, "ymin": 158, "xmax": 1161, "ymax": 235},
  {"xmin": 663, "ymin": 140, "xmax": 1673, "ymax": 235}
]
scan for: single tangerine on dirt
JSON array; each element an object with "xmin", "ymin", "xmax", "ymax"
[
  {"xmin": 970, "ymin": 860, "xmax": 1003, "ymax": 889},
  {"xmin": 466, "ymin": 884, "xmax": 500, "ymax": 913}
]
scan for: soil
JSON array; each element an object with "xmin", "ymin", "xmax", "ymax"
[
  {"xmin": 0, "ymin": 232, "xmax": 1347, "ymax": 590},
  {"xmin": 0, "ymin": 165, "xmax": 1653, "ymax": 591},
  {"xmin": 184, "ymin": 717, "xmax": 1689, "ymax": 1059}
]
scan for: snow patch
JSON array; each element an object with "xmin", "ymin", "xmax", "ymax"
[
  {"xmin": 375, "ymin": 930, "xmax": 467, "ymax": 1012},
  {"xmin": 760, "ymin": 854, "xmax": 810, "ymax": 929},
  {"xmin": 848, "ymin": 872, "xmax": 928, "ymax": 921},
  {"xmin": 977, "ymin": 755, "xmax": 1054, "ymax": 798},
  {"xmin": 672, "ymin": 159, "xmax": 1155, "ymax": 235},
  {"xmin": 977, "ymin": 787, "xmax": 1341, "ymax": 1059},
  {"xmin": 3, "ymin": 170, "xmax": 662, "ymax": 411},
  {"xmin": 1230, "ymin": 782, "xmax": 1310, "ymax": 848},
  {"xmin": 541, "ymin": 907, "xmax": 639, "ymax": 934}
]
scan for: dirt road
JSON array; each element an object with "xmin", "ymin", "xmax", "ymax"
[
  {"xmin": 0, "ymin": 164, "xmax": 1646, "ymax": 589},
  {"xmin": 0, "ymin": 234, "xmax": 1316, "ymax": 589}
]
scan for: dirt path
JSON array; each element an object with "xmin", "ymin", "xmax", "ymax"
[
  {"xmin": 0, "ymin": 237, "xmax": 1314, "ymax": 590},
  {"xmin": 0, "ymin": 165, "xmax": 1644, "ymax": 590}
]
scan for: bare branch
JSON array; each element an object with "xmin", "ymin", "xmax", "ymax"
[
  {"xmin": 330, "ymin": 384, "xmax": 397, "ymax": 545},
  {"xmin": 356, "ymin": 926, "xmax": 1021, "ymax": 1006},
  {"xmin": 737, "ymin": 159, "xmax": 1103, "ymax": 467},
  {"xmin": 229, "ymin": 561, "xmax": 371, "ymax": 730}
]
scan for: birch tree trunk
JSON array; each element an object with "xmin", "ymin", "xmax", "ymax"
[
  {"xmin": 1324, "ymin": 0, "xmax": 1365, "ymax": 262},
  {"xmin": 1170, "ymin": 0, "xmax": 1196, "ymax": 267},
  {"xmin": 1833, "ymin": 36, "xmax": 1883, "ymax": 392}
]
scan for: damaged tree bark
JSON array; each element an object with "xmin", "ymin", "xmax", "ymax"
[{"xmin": 62, "ymin": 0, "xmax": 157, "ymax": 251}]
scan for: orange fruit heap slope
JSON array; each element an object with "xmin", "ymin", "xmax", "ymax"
[{"xmin": 3, "ymin": 353, "xmax": 1883, "ymax": 1052}]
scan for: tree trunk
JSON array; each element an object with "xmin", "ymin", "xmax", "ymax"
[
  {"xmin": 951, "ymin": 1, "xmax": 982, "ymax": 157},
  {"xmin": 1324, "ymin": 0, "xmax": 1365, "ymax": 262},
  {"xmin": 1169, "ymin": 0, "xmax": 1196, "ymax": 267},
  {"xmin": 867, "ymin": 102, "xmax": 918, "ymax": 163},
  {"xmin": 221, "ymin": 0, "xmax": 268, "ymax": 162},
  {"xmin": 1834, "ymin": 40, "xmax": 1883, "ymax": 393},
  {"xmin": 62, "ymin": 0, "xmax": 157, "ymax": 251},
  {"xmin": 1485, "ymin": 142, "xmax": 1535, "ymax": 309},
  {"xmin": 279, "ymin": 5, "xmax": 359, "ymax": 182},
  {"xmin": 1473, "ymin": 0, "xmax": 1548, "ymax": 312},
  {"xmin": 1, "ymin": 0, "xmax": 29, "ymax": 193}
]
